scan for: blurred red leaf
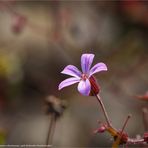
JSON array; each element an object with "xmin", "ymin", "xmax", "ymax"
[{"xmin": 134, "ymin": 91, "xmax": 148, "ymax": 101}]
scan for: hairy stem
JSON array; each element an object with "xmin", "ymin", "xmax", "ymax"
[{"xmin": 95, "ymin": 94, "xmax": 111, "ymax": 127}]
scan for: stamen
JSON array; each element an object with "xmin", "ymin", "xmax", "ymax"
[{"xmin": 81, "ymin": 73, "xmax": 88, "ymax": 80}]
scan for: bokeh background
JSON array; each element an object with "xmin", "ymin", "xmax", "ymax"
[{"xmin": 0, "ymin": 0, "xmax": 148, "ymax": 147}]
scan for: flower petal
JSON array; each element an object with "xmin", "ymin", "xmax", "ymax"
[
  {"xmin": 89, "ymin": 62, "xmax": 107, "ymax": 77},
  {"xmin": 61, "ymin": 65, "xmax": 82, "ymax": 78},
  {"xmin": 81, "ymin": 53, "xmax": 94, "ymax": 74},
  {"xmin": 77, "ymin": 79, "xmax": 91, "ymax": 96},
  {"xmin": 58, "ymin": 77, "xmax": 80, "ymax": 90}
]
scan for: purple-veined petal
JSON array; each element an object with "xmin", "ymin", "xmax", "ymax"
[
  {"xmin": 81, "ymin": 53, "xmax": 94, "ymax": 74},
  {"xmin": 61, "ymin": 65, "xmax": 82, "ymax": 78},
  {"xmin": 58, "ymin": 77, "xmax": 80, "ymax": 90},
  {"xmin": 77, "ymin": 79, "xmax": 91, "ymax": 96},
  {"xmin": 89, "ymin": 62, "xmax": 107, "ymax": 77}
]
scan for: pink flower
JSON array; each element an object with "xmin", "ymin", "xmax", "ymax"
[{"xmin": 58, "ymin": 53, "xmax": 107, "ymax": 96}]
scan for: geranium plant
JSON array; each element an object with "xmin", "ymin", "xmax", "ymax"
[{"xmin": 59, "ymin": 53, "xmax": 148, "ymax": 147}]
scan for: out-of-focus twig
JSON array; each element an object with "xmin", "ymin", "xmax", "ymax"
[
  {"xmin": 142, "ymin": 108, "xmax": 148, "ymax": 131},
  {"xmin": 44, "ymin": 95, "xmax": 67, "ymax": 148}
]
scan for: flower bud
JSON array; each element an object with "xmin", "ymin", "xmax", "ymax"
[
  {"xmin": 45, "ymin": 95, "xmax": 67, "ymax": 117},
  {"xmin": 95, "ymin": 126, "xmax": 106, "ymax": 133}
]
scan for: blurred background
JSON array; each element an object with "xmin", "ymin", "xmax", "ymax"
[{"xmin": 0, "ymin": 0, "xmax": 148, "ymax": 147}]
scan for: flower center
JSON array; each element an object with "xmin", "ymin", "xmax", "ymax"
[{"xmin": 81, "ymin": 73, "xmax": 88, "ymax": 80}]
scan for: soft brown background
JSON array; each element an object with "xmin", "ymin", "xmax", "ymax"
[{"xmin": 0, "ymin": 1, "xmax": 148, "ymax": 147}]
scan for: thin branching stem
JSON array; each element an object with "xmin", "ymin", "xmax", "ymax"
[
  {"xmin": 95, "ymin": 94, "xmax": 112, "ymax": 127},
  {"xmin": 121, "ymin": 114, "xmax": 131, "ymax": 134},
  {"xmin": 112, "ymin": 115, "xmax": 131, "ymax": 148}
]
